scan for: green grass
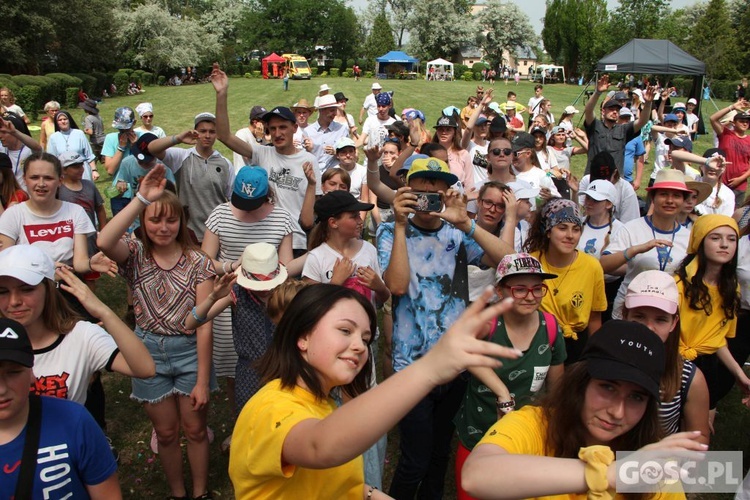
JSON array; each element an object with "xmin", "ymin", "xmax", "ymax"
[{"xmin": 27, "ymin": 77, "xmax": 745, "ymax": 498}]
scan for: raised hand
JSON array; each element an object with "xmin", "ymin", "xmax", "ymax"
[
  {"xmin": 596, "ymin": 75, "xmax": 610, "ymax": 93},
  {"xmin": 210, "ymin": 62, "xmax": 228, "ymax": 94},
  {"xmin": 137, "ymin": 164, "xmax": 168, "ymax": 202}
]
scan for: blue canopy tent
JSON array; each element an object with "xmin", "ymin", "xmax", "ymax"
[{"xmin": 375, "ymin": 51, "xmax": 419, "ymax": 79}]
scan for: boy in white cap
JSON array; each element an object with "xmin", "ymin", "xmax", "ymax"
[{"xmin": 360, "ymin": 82, "xmax": 382, "ymax": 124}]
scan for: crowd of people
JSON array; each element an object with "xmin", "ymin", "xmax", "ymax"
[{"xmin": 0, "ymin": 65, "xmax": 749, "ymax": 499}]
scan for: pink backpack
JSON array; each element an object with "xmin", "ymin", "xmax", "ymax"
[{"xmin": 487, "ymin": 311, "xmax": 558, "ymax": 346}]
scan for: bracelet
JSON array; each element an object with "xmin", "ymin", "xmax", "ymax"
[
  {"xmin": 466, "ymin": 219, "xmax": 476, "ymax": 238},
  {"xmin": 496, "ymin": 396, "xmax": 516, "ymax": 415},
  {"xmin": 88, "ymin": 256, "xmax": 94, "ymax": 273},
  {"xmin": 409, "ymin": 141, "xmax": 419, "ymax": 147},
  {"xmin": 367, "ymin": 486, "xmax": 377, "ymax": 498},
  {"xmin": 135, "ymin": 192, "xmax": 152, "ymax": 206},
  {"xmin": 623, "ymin": 247, "xmax": 632, "ymax": 262},
  {"xmin": 191, "ymin": 306, "xmax": 207, "ymax": 324},
  {"xmin": 578, "ymin": 445, "xmax": 615, "ymax": 499},
  {"xmin": 117, "ymin": 146, "xmax": 126, "ymax": 152},
  {"xmin": 171, "ymin": 134, "xmax": 178, "ymax": 145},
  {"xmin": 367, "ymin": 167, "xmax": 380, "ymax": 173}
]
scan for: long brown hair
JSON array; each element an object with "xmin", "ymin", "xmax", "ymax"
[
  {"xmin": 0, "ymin": 167, "xmax": 23, "ymax": 209},
  {"xmin": 257, "ymin": 284, "xmax": 376, "ymax": 400},
  {"xmin": 139, "ymin": 190, "xmax": 198, "ymax": 257},
  {"xmin": 542, "ymin": 362, "xmax": 663, "ymax": 457}
]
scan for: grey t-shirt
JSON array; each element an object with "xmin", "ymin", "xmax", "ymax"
[{"xmin": 84, "ymin": 114, "xmax": 105, "ymax": 145}]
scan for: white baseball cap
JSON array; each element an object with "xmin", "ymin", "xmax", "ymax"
[
  {"xmin": 0, "ymin": 245, "xmax": 56, "ymax": 285},
  {"xmin": 581, "ymin": 179, "xmax": 617, "ymax": 205}
]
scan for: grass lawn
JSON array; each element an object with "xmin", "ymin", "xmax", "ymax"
[{"xmin": 27, "ymin": 77, "xmax": 749, "ymax": 498}]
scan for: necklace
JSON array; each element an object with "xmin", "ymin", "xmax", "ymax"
[
  {"xmin": 542, "ymin": 252, "xmax": 574, "ymax": 295},
  {"xmin": 648, "ymin": 215, "xmax": 678, "ymax": 272}
]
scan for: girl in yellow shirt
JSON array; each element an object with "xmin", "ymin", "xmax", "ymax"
[{"xmin": 675, "ymin": 214, "xmax": 750, "ymax": 412}]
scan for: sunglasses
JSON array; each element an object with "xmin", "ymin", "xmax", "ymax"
[
  {"xmin": 513, "ymin": 150, "xmax": 530, "ymax": 157},
  {"xmin": 383, "ymin": 137, "xmax": 400, "ymax": 144},
  {"xmin": 490, "ymin": 148, "xmax": 512, "ymax": 156}
]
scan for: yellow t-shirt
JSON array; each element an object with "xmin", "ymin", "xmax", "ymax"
[
  {"xmin": 676, "ymin": 277, "xmax": 738, "ymax": 360},
  {"xmin": 532, "ymin": 251, "xmax": 607, "ymax": 339},
  {"xmin": 478, "ymin": 406, "xmax": 684, "ymax": 500},
  {"xmin": 229, "ymin": 379, "xmax": 364, "ymax": 499}
]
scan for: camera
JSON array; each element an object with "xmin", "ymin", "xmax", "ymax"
[
  {"xmin": 413, "ymin": 192, "xmax": 442, "ymax": 212},
  {"xmin": 473, "ymin": 151, "xmax": 488, "ymax": 169},
  {"xmin": 584, "ymin": 90, "xmax": 594, "ymax": 97}
]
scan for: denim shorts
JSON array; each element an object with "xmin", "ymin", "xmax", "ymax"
[{"xmin": 131, "ymin": 327, "xmax": 218, "ymax": 403}]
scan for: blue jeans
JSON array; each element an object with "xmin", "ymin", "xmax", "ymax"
[{"xmin": 388, "ymin": 376, "xmax": 467, "ymax": 500}]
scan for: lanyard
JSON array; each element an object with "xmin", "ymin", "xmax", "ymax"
[
  {"xmin": 13, "ymin": 145, "xmax": 24, "ymax": 176},
  {"xmin": 648, "ymin": 215, "xmax": 678, "ymax": 272}
]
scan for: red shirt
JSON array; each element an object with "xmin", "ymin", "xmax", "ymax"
[{"xmin": 718, "ymin": 128, "xmax": 750, "ymax": 191}]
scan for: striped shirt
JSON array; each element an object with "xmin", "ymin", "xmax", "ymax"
[{"xmin": 659, "ymin": 359, "xmax": 697, "ymax": 435}]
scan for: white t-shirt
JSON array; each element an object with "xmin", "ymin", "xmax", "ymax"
[
  {"xmin": 33, "ymin": 321, "xmax": 118, "ymax": 404},
  {"xmin": 579, "ymin": 218, "xmax": 625, "ymax": 283},
  {"xmin": 362, "ymin": 94, "xmax": 378, "ymax": 118},
  {"xmin": 695, "ymin": 182, "xmax": 735, "ymax": 217},
  {"xmin": 251, "ymin": 146, "xmax": 321, "ymax": 250},
  {"xmin": 514, "ymin": 167, "xmax": 560, "ymax": 197},
  {"xmin": 578, "ymin": 175, "xmax": 641, "ymax": 224},
  {"xmin": 233, "ymin": 127, "xmax": 256, "ymax": 171},
  {"xmin": 302, "ymin": 241, "xmax": 382, "ymax": 306},
  {"xmin": 535, "ymin": 147, "xmax": 558, "ymax": 172},
  {"xmin": 606, "ymin": 216, "xmax": 691, "ymax": 318},
  {"xmin": 686, "ymin": 112, "xmax": 699, "ymax": 132},
  {"xmin": 340, "ymin": 163, "xmax": 367, "ymax": 200},
  {"xmin": 528, "ymin": 96, "xmax": 544, "ymax": 117},
  {"xmin": 551, "ymin": 146, "xmax": 574, "ymax": 171},
  {"xmin": 0, "ymin": 202, "xmax": 95, "ymax": 265},
  {"xmin": 362, "ymin": 115, "xmax": 396, "ymax": 148},
  {"xmin": 737, "ymin": 236, "xmax": 750, "ymax": 310},
  {"xmin": 0, "ymin": 142, "xmax": 32, "ymax": 190},
  {"xmin": 468, "ymin": 141, "xmax": 489, "ymax": 187},
  {"xmin": 5, "ymin": 104, "xmax": 25, "ymax": 117}
]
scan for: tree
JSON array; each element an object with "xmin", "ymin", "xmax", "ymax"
[
  {"xmin": 609, "ymin": 0, "xmax": 670, "ymax": 49},
  {"xmin": 364, "ymin": 11, "xmax": 396, "ymax": 60},
  {"xmin": 385, "ymin": 0, "xmax": 413, "ymax": 48},
  {"xmin": 238, "ymin": 0, "xmax": 361, "ymax": 62},
  {"xmin": 407, "ymin": 0, "xmax": 476, "ymax": 61},
  {"xmin": 731, "ymin": 0, "xmax": 750, "ymax": 73},
  {"xmin": 654, "ymin": 5, "xmax": 706, "ymax": 47},
  {"xmin": 542, "ymin": 0, "xmax": 609, "ymax": 79},
  {"xmin": 117, "ymin": 1, "xmax": 222, "ymax": 75},
  {"xmin": 478, "ymin": 1, "xmax": 537, "ymax": 68},
  {"xmin": 686, "ymin": 0, "xmax": 739, "ymax": 80}
]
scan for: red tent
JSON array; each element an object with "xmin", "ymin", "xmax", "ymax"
[{"xmin": 262, "ymin": 53, "xmax": 286, "ymax": 79}]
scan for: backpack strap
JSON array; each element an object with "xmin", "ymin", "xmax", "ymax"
[
  {"xmin": 14, "ymin": 394, "xmax": 42, "ymax": 499},
  {"xmin": 541, "ymin": 311, "xmax": 558, "ymax": 346}
]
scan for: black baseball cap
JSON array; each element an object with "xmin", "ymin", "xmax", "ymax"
[
  {"xmin": 581, "ymin": 320, "xmax": 665, "ymax": 399},
  {"xmin": 511, "ymin": 132, "xmax": 535, "ymax": 152},
  {"xmin": 490, "ymin": 116, "xmax": 507, "ymax": 134},
  {"xmin": 314, "ymin": 191, "xmax": 374, "ymax": 223},
  {"xmin": 261, "ymin": 106, "xmax": 296, "ymax": 124},
  {"xmin": 249, "ymin": 106, "xmax": 268, "ymax": 122},
  {"xmin": 0, "ymin": 318, "xmax": 34, "ymax": 367},
  {"xmin": 131, "ymin": 133, "xmax": 158, "ymax": 163},
  {"xmin": 386, "ymin": 121, "xmax": 409, "ymax": 137},
  {"xmin": 702, "ymin": 148, "xmax": 726, "ymax": 158}
]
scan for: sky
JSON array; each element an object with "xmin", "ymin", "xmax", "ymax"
[{"xmin": 349, "ymin": 0, "xmax": 700, "ymax": 35}]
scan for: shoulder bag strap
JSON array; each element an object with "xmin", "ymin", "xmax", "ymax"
[{"xmin": 14, "ymin": 394, "xmax": 43, "ymax": 499}]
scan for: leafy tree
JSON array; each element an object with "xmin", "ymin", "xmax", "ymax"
[
  {"xmin": 609, "ymin": 0, "xmax": 670, "ymax": 48},
  {"xmin": 478, "ymin": 1, "xmax": 537, "ymax": 68},
  {"xmin": 117, "ymin": 1, "xmax": 222, "ymax": 75},
  {"xmin": 385, "ymin": 0, "xmax": 413, "ymax": 48},
  {"xmin": 407, "ymin": 0, "xmax": 476, "ymax": 60},
  {"xmin": 365, "ymin": 11, "xmax": 396, "ymax": 60},
  {"xmin": 239, "ymin": 0, "xmax": 360, "ymax": 62},
  {"xmin": 654, "ymin": 5, "xmax": 706, "ymax": 47},
  {"xmin": 686, "ymin": 0, "xmax": 739, "ymax": 80},
  {"xmin": 542, "ymin": 0, "xmax": 608, "ymax": 79},
  {"xmin": 731, "ymin": 0, "xmax": 750, "ymax": 73}
]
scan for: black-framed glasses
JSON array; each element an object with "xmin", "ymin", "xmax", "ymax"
[
  {"xmin": 490, "ymin": 148, "xmax": 512, "ymax": 156},
  {"xmin": 479, "ymin": 199, "xmax": 506, "ymax": 212},
  {"xmin": 502, "ymin": 284, "xmax": 548, "ymax": 299}
]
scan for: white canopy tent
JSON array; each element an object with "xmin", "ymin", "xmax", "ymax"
[
  {"xmin": 425, "ymin": 58, "xmax": 454, "ymax": 81},
  {"xmin": 532, "ymin": 64, "xmax": 566, "ymax": 84}
]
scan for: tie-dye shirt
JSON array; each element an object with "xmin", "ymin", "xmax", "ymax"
[{"xmin": 377, "ymin": 220, "xmax": 484, "ymax": 372}]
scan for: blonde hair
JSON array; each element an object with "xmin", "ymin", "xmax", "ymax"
[{"xmin": 267, "ymin": 279, "xmax": 309, "ymax": 324}]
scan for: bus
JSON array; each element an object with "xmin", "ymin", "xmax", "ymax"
[{"xmin": 282, "ymin": 54, "xmax": 312, "ymax": 80}]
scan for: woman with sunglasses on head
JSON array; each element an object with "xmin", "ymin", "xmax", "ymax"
[
  {"xmin": 462, "ymin": 320, "xmax": 704, "ymax": 500},
  {"xmin": 455, "ymin": 254, "xmax": 565, "ymax": 500},
  {"xmin": 601, "ymin": 169, "xmax": 693, "ymax": 320},
  {"xmin": 549, "ymin": 125, "xmax": 588, "ymax": 173},
  {"xmin": 524, "ymin": 199, "xmax": 606, "ymax": 363},
  {"xmin": 511, "ymin": 132, "xmax": 560, "ymax": 198}
]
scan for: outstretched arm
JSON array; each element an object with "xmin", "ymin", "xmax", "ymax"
[
  {"xmin": 210, "ymin": 63, "xmax": 255, "ymax": 158},
  {"xmin": 584, "ymin": 75, "xmax": 608, "ymax": 127}
]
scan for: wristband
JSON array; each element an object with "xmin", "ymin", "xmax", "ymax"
[
  {"xmin": 367, "ymin": 486, "xmax": 377, "ymax": 499},
  {"xmin": 409, "ymin": 141, "xmax": 419, "ymax": 147},
  {"xmin": 578, "ymin": 445, "xmax": 615, "ymax": 499},
  {"xmin": 496, "ymin": 396, "xmax": 515, "ymax": 415},
  {"xmin": 117, "ymin": 146, "xmax": 126, "ymax": 152},
  {"xmin": 623, "ymin": 247, "xmax": 632, "ymax": 262},
  {"xmin": 171, "ymin": 134, "xmax": 178, "ymax": 145},
  {"xmin": 466, "ymin": 219, "xmax": 476, "ymax": 238},
  {"xmin": 191, "ymin": 306, "xmax": 207, "ymax": 324},
  {"xmin": 136, "ymin": 192, "xmax": 152, "ymax": 206}
]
